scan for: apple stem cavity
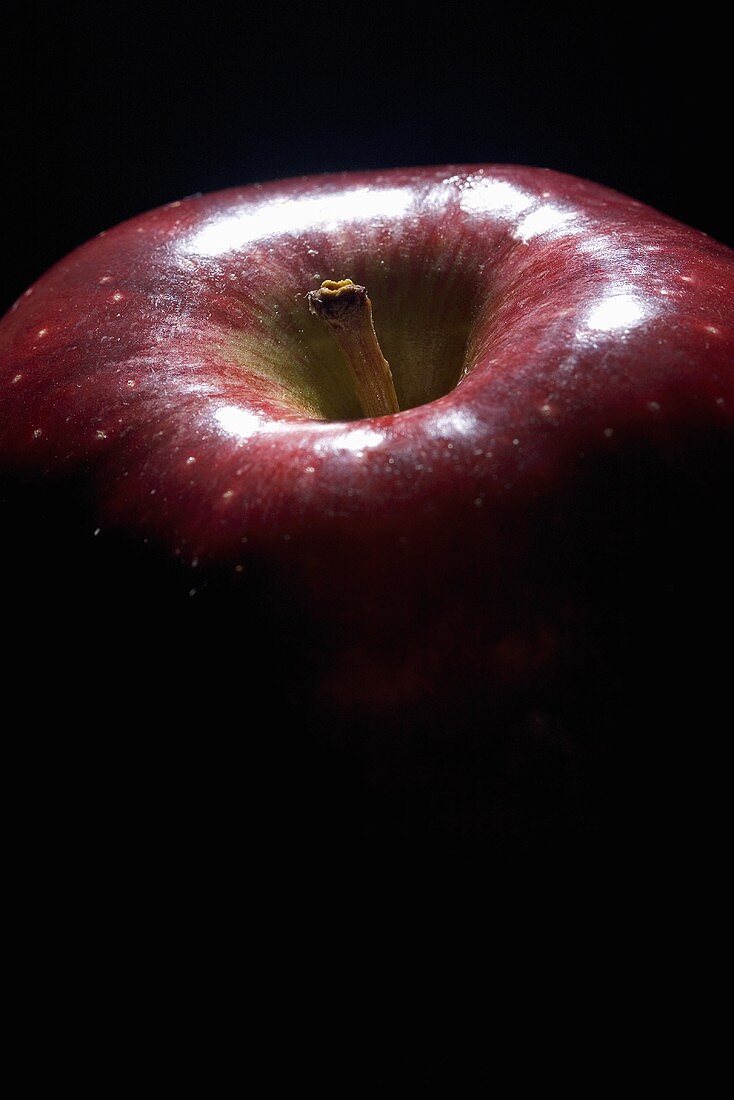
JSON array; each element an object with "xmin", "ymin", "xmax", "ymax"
[{"xmin": 307, "ymin": 279, "xmax": 400, "ymax": 418}]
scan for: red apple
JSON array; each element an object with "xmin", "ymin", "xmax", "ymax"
[{"xmin": 2, "ymin": 166, "xmax": 733, "ymax": 853}]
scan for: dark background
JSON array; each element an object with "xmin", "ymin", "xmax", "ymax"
[
  {"xmin": 0, "ymin": 2, "xmax": 729, "ymax": 315},
  {"xmin": 2, "ymin": 5, "xmax": 731, "ymax": 1021}
]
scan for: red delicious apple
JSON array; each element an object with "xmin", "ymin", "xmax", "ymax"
[{"xmin": 2, "ymin": 165, "xmax": 733, "ymax": 853}]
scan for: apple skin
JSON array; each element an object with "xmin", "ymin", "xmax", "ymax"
[{"xmin": 2, "ymin": 165, "xmax": 733, "ymax": 854}]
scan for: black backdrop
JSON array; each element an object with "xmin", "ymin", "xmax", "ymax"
[
  {"xmin": 2, "ymin": 3, "xmax": 731, "ymax": 1045},
  {"xmin": 1, "ymin": 2, "xmax": 729, "ymax": 315}
]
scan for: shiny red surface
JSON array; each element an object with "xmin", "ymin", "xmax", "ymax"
[{"xmin": 2, "ymin": 165, "xmax": 733, "ymax": 715}]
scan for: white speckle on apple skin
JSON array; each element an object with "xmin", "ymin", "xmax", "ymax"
[
  {"xmin": 647, "ymin": 401, "xmax": 661, "ymax": 412},
  {"xmin": 11, "ymin": 374, "xmax": 22, "ymax": 383}
]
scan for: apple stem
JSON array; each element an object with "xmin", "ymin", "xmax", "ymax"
[{"xmin": 307, "ymin": 279, "xmax": 400, "ymax": 417}]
